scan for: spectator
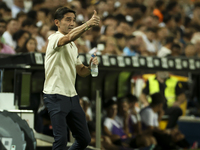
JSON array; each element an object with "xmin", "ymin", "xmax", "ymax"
[
  {"xmin": 0, "ymin": 2, "xmax": 11, "ymax": 21},
  {"xmin": 87, "ymin": 121, "xmax": 121, "ymax": 150},
  {"xmin": 18, "ymin": 37, "xmax": 37, "ymax": 53},
  {"xmin": 114, "ymin": 33, "xmax": 126, "ymax": 52},
  {"xmin": 13, "ymin": 29, "xmax": 30, "ymax": 52},
  {"xmin": 16, "ymin": 11, "xmax": 27, "ymax": 28},
  {"xmin": 153, "ymin": 0, "xmax": 165, "ymax": 22},
  {"xmin": 102, "ymin": 37, "xmax": 122, "ymax": 55},
  {"xmin": 36, "ymin": 24, "xmax": 50, "ymax": 51},
  {"xmin": 2, "ymin": 18, "xmax": 18, "ymax": 49},
  {"xmin": 36, "ymin": 8, "xmax": 51, "ymax": 27},
  {"xmin": 123, "ymin": 35, "xmax": 139, "ymax": 56},
  {"xmin": 79, "ymin": 96, "xmax": 93, "ymax": 122},
  {"xmin": 185, "ymin": 44, "xmax": 196, "ymax": 57},
  {"xmin": 116, "ymin": 20, "xmax": 132, "ymax": 37},
  {"xmin": 140, "ymin": 92, "xmax": 190, "ymax": 149},
  {"xmin": 12, "ymin": 0, "xmax": 25, "ymax": 18},
  {"xmin": 140, "ymin": 71, "xmax": 186, "ymax": 129},
  {"xmin": 161, "ymin": 14, "xmax": 176, "ymax": 31},
  {"xmin": 157, "ymin": 36, "xmax": 174, "ymax": 57},
  {"xmin": 166, "ymin": 1, "xmax": 180, "ymax": 16},
  {"xmin": 171, "ymin": 43, "xmax": 182, "ymax": 57},
  {"xmin": 116, "ymin": 97, "xmax": 157, "ymax": 148},
  {"xmin": 21, "ymin": 18, "xmax": 37, "ymax": 36},
  {"xmin": 143, "ymin": 27, "xmax": 157, "ymax": 54},
  {"xmin": 0, "ymin": 19, "xmax": 15, "ymax": 54}
]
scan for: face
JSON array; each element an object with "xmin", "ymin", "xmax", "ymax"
[
  {"xmin": 105, "ymin": 26, "xmax": 115, "ymax": 36},
  {"xmin": 158, "ymin": 28, "xmax": 169, "ymax": 40},
  {"xmin": 0, "ymin": 22, "xmax": 6, "ymax": 36},
  {"xmin": 107, "ymin": 104, "xmax": 118, "ymax": 118},
  {"xmin": 105, "ymin": 38, "xmax": 116, "ymax": 54},
  {"xmin": 40, "ymin": 25, "xmax": 50, "ymax": 38},
  {"xmin": 185, "ymin": 45, "xmax": 196, "ymax": 57},
  {"xmin": 104, "ymin": 19, "xmax": 117, "ymax": 29},
  {"xmin": 18, "ymin": 32, "xmax": 30, "ymax": 47},
  {"xmin": 146, "ymin": 31, "xmax": 156, "ymax": 41},
  {"xmin": 172, "ymin": 47, "xmax": 181, "ymax": 56},
  {"xmin": 116, "ymin": 22, "xmax": 131, "ymax": 36},
  {"xmin": 119, "ymin": 101, "xmax": 129, "ymax": 116},
  {"xmin": 8, "ymin": 20, "xmax": 19, "ymax": 34},
  {"xmin": 55, "ymin": 12, "xmax": 76, "ymax": 35},
  {"xmin": 26, "ymin": 39, "xmax": 36, "ymax": 52}
]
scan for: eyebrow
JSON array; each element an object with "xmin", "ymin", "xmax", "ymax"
[{"xmin": 66, "ymin": 17, "xmax": 76, "ymax": 20}]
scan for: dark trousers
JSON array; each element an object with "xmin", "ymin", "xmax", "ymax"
[
  {"xmin": 43, "ymin": 94, "xmax": 91, "ymax": 150},
  {"xmin": 165, "ymin": 106, "xmax": 182, "ymax": 129}
]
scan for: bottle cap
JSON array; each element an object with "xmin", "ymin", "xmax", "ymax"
[{"xmin": 91, "ymin": 54, "xmax": 95, "ymax": 57}]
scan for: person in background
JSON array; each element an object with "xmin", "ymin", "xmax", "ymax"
[
  {"xmin": 170, "ymin": 43, "xmax": 182, "ymax": 57},
  {"xmin": 116, "ymin": 97, "xmax": 157, "ymax": 148},
  {"xmin": 11, "ymin": 0, "xmax": 25, "ymax": 18},
  {"xmin": 36, "ymin": 24, "xmax": 50, "ymax": 52},
  {"xmin": 140, "ymin": 71, "xmax": 186, "ymax": 129},
  {"xmin": 79, "ymin": 96, "xmax": 93, "ymax": 122},
  {"xmin": 157, "ymin": 36, "xmax": 174, "ymax": 57},
  {"xmin": 16, "ymin": 11, "xmax": 27, "ymax": 28},
  {"xmin": 2, "ymin": 18, "xmax": 18, "ymax": 49},
  {"xmin": 184, "ymin": 43, "xmax": 196, "ymax": 57},
  {"xmin": 18, "ymin": 37, "xmax": 37, "ymax": 53},
  {"xmin": 0, "ymin": 19, "xmax": 15, "ymax": 54},
  {"xmin": 153, "ymin": 0, "xmax": 165, "ymax": 22},
  {"xmin": 123, "ymin": 35, "xmax": 139, "ymax": 56},
  {"xmin": 88, "ymin": 121, "xmax": 121, "ymax": 150},
  {"xmin": 140, "ymin": 92, "xmax": 190, "ymax": 150},
  {"xmin": 13, "ymin": 29, "xmax": 30, "ymax": 52}
]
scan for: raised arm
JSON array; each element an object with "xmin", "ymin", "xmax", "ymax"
[{"xmin": 58, "ymin": 10, "xmax": 100, "ymax": 47}]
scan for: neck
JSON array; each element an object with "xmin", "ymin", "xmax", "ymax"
[
  {"xmin": 165, "ymin": 44, "xmax": 171, "ymax": 49},
  {"xmin": 151, "ymin": 106, "xmax": 157, "ymax": 113}
]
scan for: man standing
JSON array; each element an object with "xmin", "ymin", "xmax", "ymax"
[{"xmin": 43, "ymin": 7, "xmax": 100, "ymax": 150}]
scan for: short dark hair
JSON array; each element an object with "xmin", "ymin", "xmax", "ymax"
[
  {"xmin": 39, "ymin": 8, "xmax": 50, "ymax": 16},
  {"xmin": 13, "ymin": 30, "xmax": 30, "ymax": 41},
  {"xmin": 150, "ymin": 92, "xmax": 165, "ymax": 107},
  {"xmin": 104, "ymin": 98, "xmax": 117, "ymax": 109},
  {"xmin": 126, "ymin": 94, "xmax": 138, "ymax": 103},
  {"xmin": 146, "ymin": 27, "xmax": 157, "ymax": 33},
  {"xmin": 163, "ymin": 14, "xmax": 173, "ymax": 23},
  {"xmin": 22, "ymin": 19, "xmax": 35, "ymax": 27},
  {"xmin": 166, "ymin": 1, "xmax": 178, "ymax": 11},
  {"xmin": 117, "ymin": 97, "xmax": 129, "ymax": 104},
  {"xmin": 54, "ymin": 7, "xmax": 76, "ymax": 21},
  {"xmin": 172, "ymin": 43, "xmax": 181, "ymax": 50},
  {"xmin": 165, "ymin": 36, "xmax": 174, "ymax": 45},
  {"xmin": 155, "ymin": 1, "xmax": 165, "ymax": 8},
  {"xmin": 0, "ymin": 19, "xmax": 6, "ymax": 24}
]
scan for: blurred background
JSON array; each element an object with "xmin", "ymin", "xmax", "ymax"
[{"xmin": 1, "ymin": 0, "xmax": 200, "ymax": 150}]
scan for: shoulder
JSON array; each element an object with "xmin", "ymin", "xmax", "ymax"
[{"xmin": 48, "ymin": 32, "xmax": 64, "ymax": 41}]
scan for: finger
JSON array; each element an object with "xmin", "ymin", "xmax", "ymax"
[{"xmin": 93, "ymin": 10, "xmax": 97, "ymax": 16}]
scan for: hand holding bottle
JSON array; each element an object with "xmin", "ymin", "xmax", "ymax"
[{"xmin": 90, "ymin": 53, "xmax": 99, "ymax": 77}]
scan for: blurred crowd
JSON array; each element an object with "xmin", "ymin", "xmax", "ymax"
[
  {"xmin": 0, "ymin": 0, "xmax": 200, "ymax": 58},
  {"xmin": 1, "ymin": 0, "xmax": 200, "ymax": 149}
]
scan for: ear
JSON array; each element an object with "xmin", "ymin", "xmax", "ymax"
[{"xmin": 54, "ymin": 19, "xmax": 60, "ymax": 28}]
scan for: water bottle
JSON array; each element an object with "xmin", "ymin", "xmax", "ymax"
[{"xmin": 91, "ymin": 54, "xmax": 98, "ymax": 77}]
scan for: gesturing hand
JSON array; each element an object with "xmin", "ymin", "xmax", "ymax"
[{"xmin": 87, "ymin": 10, "xmax": 100, "ymax": 27}]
